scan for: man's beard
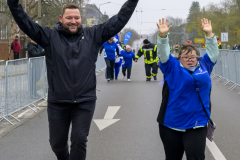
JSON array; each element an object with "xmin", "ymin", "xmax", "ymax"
[{"xmin": 62, "ymin": 22, "xmax": 82, "ymax": 35}]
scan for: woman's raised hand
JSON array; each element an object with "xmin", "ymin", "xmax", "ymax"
[
  {"xmin": 201, "ymin": 18, "xmax": 214, "ymax": 37},
  {"xmin": 157, "ymin": 18, "xmax": 172, "ymax": 35}
]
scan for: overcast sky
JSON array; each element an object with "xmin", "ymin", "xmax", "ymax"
[{"xmin": 89, "ymin": 0, "xmax": 222, "ymax": 34}]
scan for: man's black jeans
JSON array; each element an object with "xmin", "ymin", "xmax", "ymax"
[{"xmin": 47, "ymin": 101, "xmax": 96, "ymax": 160}]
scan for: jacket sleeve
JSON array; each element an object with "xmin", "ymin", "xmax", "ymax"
[
  {"xmin": 7, "ymin": 0, "xmax": 51, "ymax": 49},
  {"xmin": 206, "ymin": 35, "xmax": 219, "ymax": 63},
  {"xmin": 154, "ymin": 45, "xmax": 157, "ymax": 57},
  {"xmin": 135, "ymin": 49, "xmax": 143, "ymax": 59},
  {"xmin": 116, "ymin": 47, "xmax": 120, "ymax": 56},
  {"xmin": 99, "ymin": 46, "xmax": 104, "ymax": 55},
  {"xmin": 93, "ymin": 0, "xmax": 138, "ymax": 45},
  {"xmin": 157, "ymin": 35, "xmax": 170, "ymax": 63}
]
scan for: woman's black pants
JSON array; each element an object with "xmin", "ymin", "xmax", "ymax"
[
  {"xmin": 122, "ymin": 66, "xmax": 132, "ymax": 79},
  {"xmin": 159, "ymin": 124, "xmax": 207, "ymax": 160},
  {"xmin": 105, "ymin": 58, "xmax": 115, "ymax": 79}
]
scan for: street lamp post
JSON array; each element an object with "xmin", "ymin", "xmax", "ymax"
[{"xmin": 99, "ymin": 2, "xmax": 110, "ymax": 24}]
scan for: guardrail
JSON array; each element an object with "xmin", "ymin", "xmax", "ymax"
[{"xmin": 199, "ymin": 49, "xmax": 240, "ymax": 94}]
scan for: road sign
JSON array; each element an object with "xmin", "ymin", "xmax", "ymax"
[
  {"xmin": 194, "ymin": 38, "xmax": 205, "ymax": 43},
  {"xmin": 221, "ymin": 32, "xmax": 228, "ymax": 42}
]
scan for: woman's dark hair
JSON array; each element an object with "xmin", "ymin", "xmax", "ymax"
[{"xmin": 177, "ymin": 44, "xmax": 201, "ymax": 60}]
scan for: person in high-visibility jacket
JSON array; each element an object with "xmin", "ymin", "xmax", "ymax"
[
  {"xmin": 175, "ymin": 43, "xmax": 180, "ymax": 53},
  {"xmin": 120, "ymin": 41, "xmax": 126, "ymax": 51},
  {"xmin": 135, "ymin": 39, "xmax": 158, "ymax": 81},
  {"xmin": 170, "ymin": 46, "xmax": 172, "ymax": 53},
  {"xmin": 186, "ymin": 40, "xmax": 192, "ymax": 44},
  {"xmin": 202, "ymin": 43, "xmax": 206, "ymax": 48},
  {"xmin": 216, "ymin": 36, "xmax": 222, "ymax": 49}
]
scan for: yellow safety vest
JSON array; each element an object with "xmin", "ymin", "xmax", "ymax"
[
  {"xmin": 136, "ymin": 45, "xmax": 158, "ymax": 64},
  {"xmin": 175, "ymin": 45, "xmax": 179, "ymax": 49},
  {"xmin": 122, "ymin": 44, "xmax": 126, "ymax": 50}
]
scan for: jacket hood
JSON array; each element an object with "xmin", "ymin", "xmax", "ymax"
[{"xmin": 54, "ymin": 22, "xmax": 83, "ymax": 36}]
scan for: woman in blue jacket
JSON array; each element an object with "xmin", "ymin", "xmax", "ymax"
[
  {"xmin": 157, "ymin": 18, "xmax": 218, "ymax": 160},
  {"xmin": 118, "ymin": 45, "xmax": 135, "ymax": 82},
  {"xmin": 99, "ymin": 37, "xmax": 119, "ymax": 82}
]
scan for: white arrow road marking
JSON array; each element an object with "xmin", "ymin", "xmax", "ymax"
[
  {"xmin": 206, "ymin": 139, "xmax": 227, "ymax": 160},
  {"xmin": 93, "ymin": 106, "xmax": 121, "ymax": 131},
  {"xmin": 93, "ymin": 119, "xmax": 120, "ymax": 131},
  {"xmin": 104, "ymin": 106, "xmax": 121, "ymax": 119}
]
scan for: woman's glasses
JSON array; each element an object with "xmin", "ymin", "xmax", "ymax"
[{"xmin": 180, "ymin": 55, "xmax": 199, "ymax": 61}]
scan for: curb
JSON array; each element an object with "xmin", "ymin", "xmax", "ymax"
[{"xmin": 0, "ymin": 102, "xmax": 47, "ymax": 139}]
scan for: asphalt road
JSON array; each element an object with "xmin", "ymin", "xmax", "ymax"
[{"xmin": 0, "ymin": 57, "xmax": 239, "ymax": 160}]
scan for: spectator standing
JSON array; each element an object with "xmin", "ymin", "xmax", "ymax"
[
  {"xmin": 27, "ymin": 39, "xmax": 45, "ymax": 58},
  {"xmin": 227, "ymin": 44, "xmax": 230, "ymax": 50},
  {"xmin": 11, "ymin": 35, "xmax": 21, "ymax": 59}
]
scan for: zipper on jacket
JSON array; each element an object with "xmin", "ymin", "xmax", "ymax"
[{"xmin": 72, "ymin": 36, "xmax": 76, "ymax": 103}]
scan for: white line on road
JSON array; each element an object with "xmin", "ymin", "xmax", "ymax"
[
  {"xmin": 18, "ymin": 109, "xmax": 31, "ymax": 118},
  {"xmin": 206, "ymin": 138, "xmax": 227, "ymax": 160}
]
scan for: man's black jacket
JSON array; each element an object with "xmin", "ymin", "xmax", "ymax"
[
  {"xmin": 27, "ymin": 42, "xmax": 45, "ymax": 58},
  {"xmin": 8, "ymin": 0, "xmax": 139, "ymax": 103}
]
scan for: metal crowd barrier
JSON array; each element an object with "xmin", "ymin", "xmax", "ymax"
[
  {"xmin": 0, "ymin": 54, "xmax": 106, "ymax": 125},
  {"xmin": 0, "ymin": 60, "xmax": 5, "ymax": 122},
  {"xmin": 28, "ymin": 57, "xmax": 47, "ymax": 110},
  {"xmin": 0, "ymin": 57, "xmax": 48, "ymax": 125},
  {"xmin": 199, "ymin": 49, "xmax": 240, "ymax": 95}
]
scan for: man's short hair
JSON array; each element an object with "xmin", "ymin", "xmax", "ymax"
[
  {"xmin": 62, "ymin": 4, "xmax": 80, "ymax": 16},
  {"xmin": 143, "ymin": 39, "xmax": 150, "ymax": 44}
]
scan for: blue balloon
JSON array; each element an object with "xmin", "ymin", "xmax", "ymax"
[{"xmin": 123, "ymin": 32, "xmax": 132, "ymax": 45}]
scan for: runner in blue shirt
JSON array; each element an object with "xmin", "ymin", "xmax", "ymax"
[
  {"xmin": 118, "ymin": 44, "xmax": 135, "ymax": 81},
  {"xmin": 99, "ymin": 37, "xmax": 119, "ymax": 82}
]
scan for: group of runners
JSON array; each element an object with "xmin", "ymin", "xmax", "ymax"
[{"xmin": 99, "ymin": 35, "xmax": 159, "ymax": 82}]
